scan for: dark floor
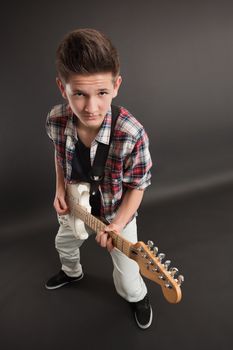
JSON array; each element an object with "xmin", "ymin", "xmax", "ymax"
[{"xmin": 1, "ymin": 183, "xmax": 233, "ymax": 350}]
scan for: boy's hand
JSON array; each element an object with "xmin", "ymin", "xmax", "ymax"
[
  {"xmin": 53, "ymin": 190, "xmax": 69, "ymax": 215},
  {"xmin": 96, "ymin": 223, "xmax": 122, "ymax": 252}
]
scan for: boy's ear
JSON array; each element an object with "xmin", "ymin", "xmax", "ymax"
[
  {"xmin": 56, "ymin": 77, "xmax": 67, "ymax": 99},
  {"xmin": 113, "ymin": 75, "xmax": 122, "ymax": 98}
]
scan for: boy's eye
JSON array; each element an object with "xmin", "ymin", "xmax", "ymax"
[
  {"xmin": 74, "ymin": 92, "xmax": 84, "ymax": 96},
  {"xmin": 99, "ymin": 91, "xmax": 108, "ymax": 96}
]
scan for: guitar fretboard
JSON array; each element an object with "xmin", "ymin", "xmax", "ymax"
[{"xmin": 70, "ymin": 200, "xmax": 133, "ymax": 257}]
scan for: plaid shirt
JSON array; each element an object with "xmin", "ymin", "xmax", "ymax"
[{"xmin": 46, "ymin": 103, "xmax": 152, "ymax": 222}]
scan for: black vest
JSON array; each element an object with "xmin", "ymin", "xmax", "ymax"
[{"xmin": 70, "ymin": 105, "xmax": 120, "ymax": 216}]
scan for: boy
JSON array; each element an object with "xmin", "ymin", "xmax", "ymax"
[{"xmin": 45, "ymin": 28, "xmax": 153, "ymax": 329}]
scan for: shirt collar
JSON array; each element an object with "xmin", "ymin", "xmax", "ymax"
[
  {"xmin": 64, "ymin": 105, "xmax": 112, "ymax": 145},
  {"xmin": 64, "ymin": 105, "xmax": 77, "ymax": 139},
  {"xmin": 95, "ymin": 108, "xmax": 112, "ymax": 145}
]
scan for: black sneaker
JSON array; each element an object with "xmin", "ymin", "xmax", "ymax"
[
  {"xmin": 131, "ymin": 294, "xmax": 153, "ymax": 329},
  {"xmin": 45, "ymin": 270, "xmax": 84, "ymax": 290}
]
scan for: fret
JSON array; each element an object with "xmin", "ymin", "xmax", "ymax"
[
  {"xmin": 87, "ymin": 213, "xmax": 91, "ymax": 228},
  {"xmin": 115, "ymin": 235, "xmax": 118, "ymax": 246},
  {"xmin": 93, "ymin": 217, "xmax": 97, "ymax": 231},
  {"xmin": 111, "ymin": 232, "xmax": 117, "ymax": 246},
  {"xmin": 122, "ymin": 240, "xmax": 130, "ymax": 256},
  {"xmin": 93, "ymin": 217, "xmax": 97, "ymax": 232},
  {"xmin": 87, "ymin": 212, "xmax": 91, "ymax": 227},
  {"xmin": 91, "ymin": 215, "xmax": 95, "ymax": 231},
  {"xmin": 126, "ymin": 241, "xmax": 130, "ymax": 256},
  {"xmin": 88, "ymin": 213, "xmax": 92, "ymax": 227},
  {"xmin": 120, "ymin": 235, "xmax": 123, "ymax": 252},
  {"xmin": 91, "ymin": 216, "xmax": 94, "ymax": 230},
  {"xmin": 116, "ymin": 234, "xmax": 119, "ymax": 249},
  {"xmin": 84, "ymin": 212, "xmax": 90, "ymax": 228},
  {"xmin": 115, "ymin": 234, "xmax": 119, "ymax": 249},
  {"xmin": 95, "ymin": 218, "xmax": 102, "ymax": 232},
  {"xmin": 96, "ymin": 221, "xmax": 102, "ymax": 233},
  {"xmin": 122, "ymin": 240, "xmax": 126, "ymax": 255},
  {"xmin": 89, "ymin": 214, "xmax": 92, "ymax": 229},
  {"xmin": 96, "ymin": 219, "xmax": 100, "ymax": 232},
  {"xmin": 82, "ymin": 208, "xmax": 86, "ymax": 223},
  {"xmin": 125, "ymin": 241, "xmax": 129, "ymax": 255},
  {"xmin": 96, "ymin": 220, "xmax": 100, "ymax": 232}
]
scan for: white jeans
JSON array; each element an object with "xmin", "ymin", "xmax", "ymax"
[{"xmin": 55, "ymin": 214, "xmax": 147, "ymax": 302}]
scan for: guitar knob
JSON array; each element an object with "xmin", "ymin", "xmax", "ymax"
[
  {"xmin": 158, "ymin": 253, "xmax": 165, "ymax": 262},
  {"xmin": 177, "ymin": 275, "xmax": 184, "ymax": 286},
  {"xmin": 147, "ymin": 240, "xmax": 154, "ymax": 249},
  {"xmin": 169, "ymin": 267, "xmax": 179, "ymax": 277},
  {"xmin": 164, "ymin": 260, "xmax": 171, "ymax": 270},
  {"xmin": 153, "ymin": 246, "xmax": 159, "ymax": 256}
]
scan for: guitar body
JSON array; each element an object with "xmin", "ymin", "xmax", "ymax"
[{"xmin": 66, "ymin": 182, "xmax": 92, "ymax": 240}]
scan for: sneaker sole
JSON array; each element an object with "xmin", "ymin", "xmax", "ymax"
[
  {"xmin": 45, "ymin": 273, "xmax": 84, "ymax": 290},
  {"xmin": 134, "ymin": 305, "xmax": 153, "ymax": 330}
]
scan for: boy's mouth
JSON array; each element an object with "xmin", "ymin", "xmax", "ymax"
[{"xmin": 84, "ymin": 113, "xmax": 102, "ymax": 119}]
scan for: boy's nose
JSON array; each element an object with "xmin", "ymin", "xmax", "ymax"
[{"xmin": 84, "ymin": 98, "xmax": 98, "ymax": 115}]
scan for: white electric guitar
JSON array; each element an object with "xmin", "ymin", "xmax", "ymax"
[{"xmin": 66, "ymin": 182, "xmax": 184, "ymax": 304}]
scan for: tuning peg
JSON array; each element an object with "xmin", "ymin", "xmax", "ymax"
[
  {"xmin": 152, "ymin": 266, "xmax": 160, "ymax": 273},
  {"xmin": 147, "ymin": 240, "xmax": 154, "ymax": 249},
  {"xmin": 164, "ymin": 260, "xmax": 171, "ymax": 270},
  {"xmin": 177, "ymin": 275, "xmax": 184, "ymax": 286},
  {"xmin": 158, "ymin": 253, "xmax": 165, "ymax": 262},
  {"xmin": 153, "ymin": 246, "xmax": 159, "ymax": 256},
  {"xmin": 137, "ymin": 246, "xmax": 143, "ymax": 252},
  {"xmin": 158, "ymin": 274, "xmax": 165, "ymax": 280},
  {"xmin": 169, "ymin": 267, "xmax": 179, "ymax": 277},
  {"xmin": 164, "ymin": 282, "xmax": 172, "ymax": 289}
]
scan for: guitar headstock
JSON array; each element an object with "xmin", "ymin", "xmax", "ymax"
[{"xmin": 129, "ymin": 240, "xmax": 184, "ymax": 304}]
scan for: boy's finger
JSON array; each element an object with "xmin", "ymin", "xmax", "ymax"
[
  {"xmin": 100, "ymin": 233, "xmax": 108, "ymax": 248},
  {"xmin": 59, "ymin": 197, "xmax": 68, "ymax": 210},
  {"xmin": 106, "ymin": 237, "xmax": 114, "ymax": 252},
  {"xmin": 96, "ymin": 230, "xmax": 103, "ymax": 243}
]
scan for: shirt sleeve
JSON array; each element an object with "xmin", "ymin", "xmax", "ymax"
[
  {"xmin": 45, "ymin": 110, "xmax": 64, "ymax": 167},
  {"xmin": 123, "ymin": 129, "xmax": 152, "ymax": 190},
  {"xmin": 45, "ymin": 111, "xmax": 53, "ymax": 141}
]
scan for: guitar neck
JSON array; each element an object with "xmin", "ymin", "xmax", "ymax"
[{"xmin": 74, "ymin": 203, "xmax": 133, "ymax": 257}]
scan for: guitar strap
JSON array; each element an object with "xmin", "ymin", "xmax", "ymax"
[{"xmin": 89, "ymin": 105, "xmax": 120, "ymax": 196}]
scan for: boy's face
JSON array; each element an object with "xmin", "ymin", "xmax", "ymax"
[{"xmin": 57, "ymin": 72, "xmax": 122, "ymax": 130}]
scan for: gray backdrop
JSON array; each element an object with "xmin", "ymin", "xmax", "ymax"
[
  {"xmin": 1, "ymin": 0, "xmax": 232, "ymax": 223},
  {"xmin": 1, "ymin": 1, "xmax": 233, "ymax": 349}
]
